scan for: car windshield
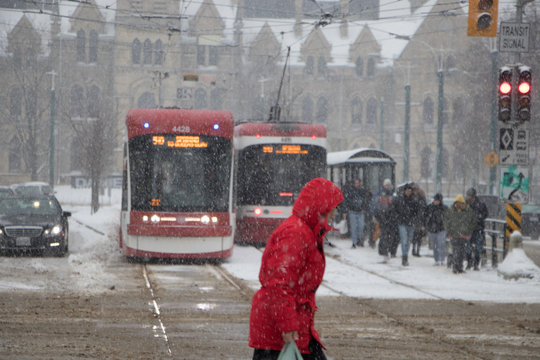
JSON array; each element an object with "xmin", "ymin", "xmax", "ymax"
[{"xmin": 0, "ymin": 198, "xmax": 59, "ymax": 216}]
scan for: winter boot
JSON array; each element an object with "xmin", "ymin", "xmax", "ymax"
[{"xmin": 402, "ymin": 256, "xmax": 409, "ymax": 266}]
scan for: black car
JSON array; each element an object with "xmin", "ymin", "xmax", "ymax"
[{"xmin": 0, "ymin": 195, "xmax": 71, "ymax": 256}]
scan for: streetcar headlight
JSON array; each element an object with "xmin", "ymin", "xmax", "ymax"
[
  {"xmin": 142, "ymin": 215, "xmax": 149, "ymax": 222},
  {"xmin": 201, "ymin": 215, "xmax": 210, "ymax": 225},
  {"xmin": 151, "ymin": 215, "xmax": 160, "ymax": 223},
  {"xmin": 254, "ymin": 208, "xmax": 262, "ymax": 216},
  {"xmin": 211, "ymin": 217, "xmax": 218, "ymax": 223}
]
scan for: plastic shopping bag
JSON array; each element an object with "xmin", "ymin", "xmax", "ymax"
[{"xmin": 277, "ymin": 341, "xmax": 303, "ymax": 360}]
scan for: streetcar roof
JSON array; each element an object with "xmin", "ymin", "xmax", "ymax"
[{"xmin": 327, "ymin": 148, "xmax": 395, "ymax": 166}]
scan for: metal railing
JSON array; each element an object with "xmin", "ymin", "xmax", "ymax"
[{"xmin": 484, "ymin": 218, "xmax": 507, "ymax": 267}]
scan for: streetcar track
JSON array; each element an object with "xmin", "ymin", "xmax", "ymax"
[{"xmin": 141, "ymin": 264, "xmax": 173, "ymax": 357}]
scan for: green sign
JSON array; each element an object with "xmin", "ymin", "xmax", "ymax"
[{"xmin": 500, "ymin": 166, "xmax": 529, "ymax": 203}]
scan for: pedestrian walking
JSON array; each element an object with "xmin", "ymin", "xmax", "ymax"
[
  {"xmin": 465, "ymin": 188, "xmax": 489, "ymax": 271},
  {"xmin": 249, "ymin": 177, "xmax": 343, "ymax": 360},
  {"xmin": 424, "ymin": 193, "xmax": 448, "ymax": 265},
  {"xmin": 443, "ymin": 195, "xmax": 477, "ymax": 274},
  {"xmin": 411, "ymin": 184, "xmax": 427, "ymax": 257},
  {"xmin": 373, "ymin": 187, "xmax": 398, "ymax": 263},
  {"xmin": 343, "ymin": 178, "xmax": 369, "ymax": 248},
  {"xmin": 393, "ymin": 183, "xmax": 422, "ymax": 266}
]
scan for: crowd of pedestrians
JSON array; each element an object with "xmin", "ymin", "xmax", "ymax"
[{"xmin": 338, "ymin": 179, "xmax": 489, "ymax": 273}]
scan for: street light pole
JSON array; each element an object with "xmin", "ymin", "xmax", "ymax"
[
  {"xmin": 404, "ymin": 83, "xmax": 410, "ymax": 182},
  {"xmin": 435, "ymin": 68, "xmax": 444, "ymax": 194},
  {"xmin": 489, "ymin": 47, "xmax": 498, "ymax": 195},
  {"xmin": 47, "ymin": 71, "xmax": 57, "ymax": 188}
]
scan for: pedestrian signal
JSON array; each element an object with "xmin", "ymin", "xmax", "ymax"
[{"xmin": 467, "ymin": 0, "xmax": 498, "ymax": 37}]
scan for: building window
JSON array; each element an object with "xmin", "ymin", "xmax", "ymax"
[
  {"xmin": 366, "ymin": 97, "xmax": 377, "ymax": 124},
  {"xmin": 137, "ymin": 92, "xmax": 156, "ymax": 108},
  {"xmin": 194, "ymin": 89, "xmax": 207, "ymax": 109},
  {"xmin": 76, "ymin": 29, "xmax": 85, "ymax": 62},
  {"xmin": 316, "ymin": 96, "xmax": 328, "ymax": 124},
  {"xmin": 423, "ymin": 96, "xmax": 434, "ymax": 125},
  {"xmin": 317, "ymin": 56, "xmax": 327, "ymax": 78},
  {"xmin": 143, "ymin": 39, "xmax": 152, "ymax": 65},
  {"xmin": 197, "ymin": 45, "xmax": 205, "ymax": 65},
  {"xmin": 351, "ymin": 97, "xmax": 362, "ymax": 125},
  {"xmin": 302, "ymin": 97, "xmax": 313, "ymax": 123},
  {"xmin": 132, "ymin": 39, "xmax": 141, "ymax": 64},
  {"xmin": 25, "ymin": 47, "xmax": 35, "ymax": 68},
  {"xmin": 9, "ymin": 137, "xmax": 22, "ymax": 172},
  {"xmin": 367, "ymin": 57, "xmax": 375, "ymax": 77},
  {"xmin": 88, "ymin": 85, "xmax": 100, "ymax": 118},
  {"xmin": 71, "ymin": 85, "xmax": 84, "ymax": 118},
  {"xmin": 89, "ymin": 30, "xmax": 98, "ymax": 63},
  {"xmin": 210, "ymin": 89, "xmax": 222, "ymax": 109},
  {"xmin": 209, "ymin": 46, "xmax": 218, "ymax": 66},
  {"xmin": 355, "ymin": 57, "xmax": 363, "ymax": 77},
  {"xmin": 9, "ymin": 88, "xmax": 22, "ymax": 122},
  {"xmin": 154, "ymin": 39, "xmax": 164, "ymax": 65},
  {"xmin": 304, "ymin": 56, "xmax": 314, "ymax": 75}
]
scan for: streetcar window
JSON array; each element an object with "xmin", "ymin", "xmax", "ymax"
[
  {"xmin": 129, "ymin": 135, "xmax": 232, "ymax": 212},
  {"xmin": 236, "ymin": 144, "xmax": 326, "ymax": 206}
]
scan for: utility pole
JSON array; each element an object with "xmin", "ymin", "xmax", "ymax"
[
  {"xmin": 47, "ymin": 71, "xmax": 57, "ymax": 188},
  {"xmin": 379, "ymin": 98, "xmax": 384, "ymax": 151},
  {"xmin": 490, "ymin": 43, "xmax": 498, "ymax": 195},
  {"xmin": 404, "ymin": 83, "xmax": 410, "ymax": 182},
  {"xmin": 435, "ymin": 66, "xmax": 444, "ymax": 194}
]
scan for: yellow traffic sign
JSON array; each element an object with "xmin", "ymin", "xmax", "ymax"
[{"xmin": 484, "ymin": 151, "xmax": 498, "ymax": 167}]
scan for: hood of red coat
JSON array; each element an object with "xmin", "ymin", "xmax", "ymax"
[{"xmin": 292, "ymin": 177, "xmax": 344, "ymax": 231}]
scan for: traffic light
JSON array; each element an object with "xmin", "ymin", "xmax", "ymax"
[
  {"xmin": 516, "ymin": 65, "xmax": 531, "ymax": 122},
  {"xmin": 498, "ymin": 66, "xmax": 512, "ymax": 122},
  {"xmin": 467, "ymin": 0, "xmax": 498, "ymax": 37}
]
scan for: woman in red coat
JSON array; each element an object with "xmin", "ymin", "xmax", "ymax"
[{"xmin": 249, "ymin": 177, "xmax": 344, "ymax": 360}]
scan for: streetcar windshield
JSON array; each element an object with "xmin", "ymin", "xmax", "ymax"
[
  {"xmin": 236, "ymin": 144, "xmax": 326, "ymax": 206},
  {"xmin": 129, "ymin": 134, "xmax": 232, "ymax": 212}
]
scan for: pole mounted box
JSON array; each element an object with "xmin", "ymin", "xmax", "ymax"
[{"xmin": 468, "ymin": 0, "xmax": 498, "ymax": 37}]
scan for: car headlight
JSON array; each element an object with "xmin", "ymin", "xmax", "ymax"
[{"xmin": 44, "ymin": 225, "xmax": 62, "ymax": 236}]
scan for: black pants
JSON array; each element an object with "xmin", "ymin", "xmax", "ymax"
[
  {"xmin": 253, "ymin": 339, "xmax": 327, "ymax": 360},
  {"xmin": 451, "ymin": 237, "xmax": 467, "ymax": 273}
]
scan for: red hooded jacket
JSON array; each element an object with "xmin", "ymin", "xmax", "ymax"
[{"xmin": 249, "ymin": 178, "xmax": 344, "ymax": 354}]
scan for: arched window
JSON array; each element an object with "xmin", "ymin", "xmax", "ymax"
[
  {"xmin": 88, "ymin": 85, "xmax": 100, "ymax": 118},
  {"xmin": 452, "ymin": 97, "xmax": 464, "ymax": 124},
  {"xmin": 355, "ymin": 57, "xmax": 363, "ymax": 77},
  {"xmin": 317, "ymin": 56, "xmax": 327, "ymax": 78},
  {"xmin": 316, "ymin": 96, "xmax": 328, "ymax": 124},
  {"xmin": 9, "ymin": 137, "xmax": 22, "ymax": 172},
  {"xmin": 143, "ymin": 39, "xmax": 153, "ymax": 65},
  {"xmin": 367, "ymin": 57, "xmax": 375, "ymax": 77},
  {"xmin": 302, "ymin": 97, "xmax": 313, "ymax": 123},
  {"xmin": 71, "ymin": 85, "xmax": 84, "ymax": 118},
  {"xmin": 154, "ymin": 39, "xmax": 163, "ymax": 65},
  {"xmin": 76, "ymin": 29, "xmax": 86, "ymax": 62},
  {"xmin": 304, "ymin": 56, "xmax": 314, "ymax": 75},
  {"xmin": 351, "ymin": 97, "xmax": 362, "ymax": 125},
  {"xmin": 366, "ymin": 97, "xmax": 377, "ymax": 124},
  {"xmin": 9, "ymin": 88, "xmax": 22, "ymax": 122},
  {"xmin": 132, "ymin": 39, "xmax": 141, "ymax": 64},
  {"xmin": 209, "ymin": 46, "xmax": 218, "ymax": 66},
  {"xmin": 194, "ymin": 89, "xmax": 207, "ymax": 109},
  {"xmin": 210, "ymin": 89, "xmax": 222, "ymax": 110},
  {"xmin": 137, "ymin": 92, "xmax": 156, "ymax": 108},
  {"xmin": 423, "ymin": 96, "xmax": 434, "ymax": 125},
  {"xmin": 89, "ymin": 30, "xmax": 98, "ymax": 63},
  {"xmin": 25, "ymin": 47, "xmax": 35, "ymax": 68},
  {"xmin": 420, "ymin": 146, "xmax": 432, "ymax": 179}
]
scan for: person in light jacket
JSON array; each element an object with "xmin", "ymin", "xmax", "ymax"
[
  {"xmin": 249, "ymin": 178, "xmax": 343, "ymax": 360},
  {"xmin": 443, "ymin": 195, "xmax": 477, "ymax": 274}
]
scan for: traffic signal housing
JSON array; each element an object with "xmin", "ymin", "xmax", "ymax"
[
  {"xmin": 516, "ymin": 65, "xmax": 531, "ymax": 122},
  {"xmin": 468, "ymin": 0, "xmax": 498, "ymax": 37},
  {"xmin": 498, "ymin": 66, "xmax": 512, "ymax": 122}
]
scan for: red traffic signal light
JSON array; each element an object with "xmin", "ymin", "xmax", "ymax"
[
  {"xmin": 468, "ymin": 0, "xmax": 498, "ymax": 37},
  {"xmin": 498, "ymin": 67, "xmax": 512, "ymax": 121},
  {"xmin": 516, "ymin": 65, "xmax": 531, "ymax": 121}
]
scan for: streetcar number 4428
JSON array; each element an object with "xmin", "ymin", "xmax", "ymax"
[{"xmin": 173, "ymin": 125, "xmax": 190, "ymax": 133}]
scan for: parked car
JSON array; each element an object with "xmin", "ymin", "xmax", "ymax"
[
  {"xmin": 0, "ymin": 194, "xmax": 70, "ymax": 256},
  {"xmin": 522, "ymin": 204, "xmax": 540, "ymax": 240},
  {"xmin": 11, "ymin": 182, "xmax": 54, "ymax": 196},
  {"xmin": 0, "ymin": 186, "xmax": 15, "ymax": 198}
]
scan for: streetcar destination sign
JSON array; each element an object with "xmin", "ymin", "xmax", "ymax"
[{"xmin": 499, "ymin": 22, "xmax": 530, "ymax": 53}]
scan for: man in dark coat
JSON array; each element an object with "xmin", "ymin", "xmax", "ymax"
[
  {"xmin": 393, "ymin": 183, "xmax": 422, "ymax": 266},
  {"xmin": 444, "ymin": 195, "xmax": 477, "ymax": 274},
  {"xmin": 249, "ymin": 178, "xmax": 343, "ymax": 359},
  {"xmin": 424, "ymin": 193, "xmax": 448, "ymax": 265},
  {"xmin": 465, "ymin": 188, "xmax": 489, "ymax": 271},
  {"xmin": 373, "ymin": 188, "xmax": 398, "ymax": 263}
]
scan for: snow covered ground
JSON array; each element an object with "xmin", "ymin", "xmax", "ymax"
[{"xmin": 49, "ymin": 186, "xmax": 540, "ymax": 303}]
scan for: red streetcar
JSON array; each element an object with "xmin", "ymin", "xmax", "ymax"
[
  {"xmin": 119, "ymin": 108, "xmax": 234, "ymax": 260},
  {"xmin": 234, "ymin": 121, "xmax": 327, "ymax": 245}
]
